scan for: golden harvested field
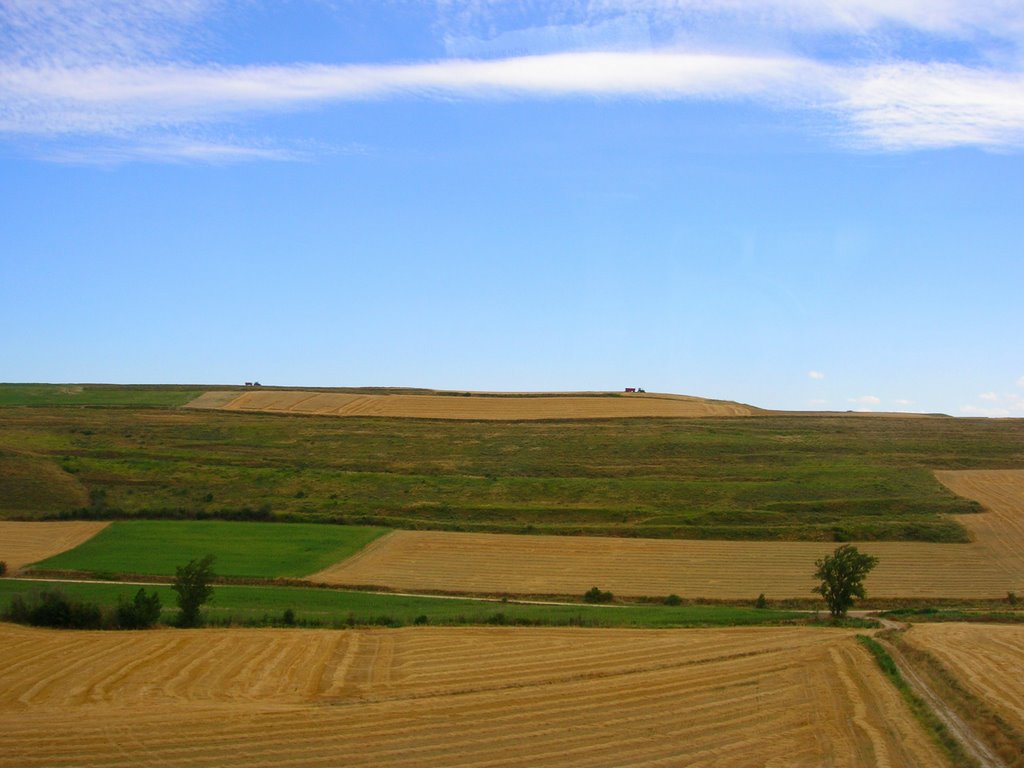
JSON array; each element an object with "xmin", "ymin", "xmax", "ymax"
[
  {"xmin": 187, "ymin": 389, "xmax": 756, "ymax": 419},
  {"xmin": 0, "ymin": 623, "xmax": 948, "ymax": 768},
  {"xmin": 0, "ymin": 521, "xmax": 108, "ymax": 573},
  {"xmin": 934, "ymin": 470, "xmax": 1024, "ymax": 588},
  {"xmin": 314, "ymin": 470, "xmax": 1024, "ymax": 599},
  {"xmin": 902, "ymin": 623, "xmax": 1024, "ymax": 735}
]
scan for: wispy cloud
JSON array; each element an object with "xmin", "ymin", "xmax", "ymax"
[
  {"xmin": 808, "ymin": 370, "xmax": 825, "ymax": 380},
  {"xmin": 849, "ymin": 395, "xmax": 881, "ymax": 405},
  {"xmin": 3, "ymin": 0, "xmax": 1024, "ymax": 161},
  {"xmin": 961, "ymin": 385, "xmax": 1024, "ymax": 417}
]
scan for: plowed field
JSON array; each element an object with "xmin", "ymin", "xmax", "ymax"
[
  {"xmin": 0, "ymin": 521, "xmax": 108, "ymax": 573},
  {"xmin": 188, "ymin": 389, "xmax": 756, "ymax": 419},
  {"xmin": 903, "ymin": 623, "xmax": 1024, "ymax": 735},
  {"xmin": 314, "ymin": 470, "xmax": 1024, "ymax": 599},
  {"xmin": 0, "ymin": 623, "xmax": 947, "ymax": 767}
]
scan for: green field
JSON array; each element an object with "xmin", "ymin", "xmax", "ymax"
[
  {"xmin": 32, "ymin": 520, "xmax": 387, "ymax": 578},
  {"xmin": 0, "ymin": 579, "xmax": 805, "ymax": 628},
  {"xmin": 0, "ymin": 383, "xmax": 206, "ymax": 408},
  {"xmin": 1, "ymin": 396, "xmax": 1022, "ymax": 541}
]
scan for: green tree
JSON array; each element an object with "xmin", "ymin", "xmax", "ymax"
[
  {"xmin": 116, "ymin": 588, "xmax": 163, "ymax": 629},
  {"xmin": 172, "ymin": 555, "xmax": 216, "ymax": 627},
  {"xmin": 813, "ymin": 545, "xmax": 878, "ymax": 618}
]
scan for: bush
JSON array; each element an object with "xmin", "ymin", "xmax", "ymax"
[
  {"xmin": 0, "ymin": 560, "xmax": 6, "ymax": 577},
  {"xmin": 583, "ymin": 586, "xmax": 613, "ymax": 604},
  {"xmin": 414, "ymin": 614, "xmax": 429, "ymax": 625},
  {"xmin": 282, "ymin": 608, "xmax": 296, "ymax": 626},
  {"xmin": 755, "ymin": 593, "xmax": 768, "ymax": 609},
  {"xmin": 1008, "ymin": 591, "xmax": 1019, "ymax": 606},
  {"xmin": 116, "ymin": 588, "xmax": 162, "ymax": 629},
  {"xmin": 663, "ymin": 593, "xmax": 682, "ymax": 606},
  {"xmin": 3, "ymin": 589, "xmax": 104, "ymax": 629}
]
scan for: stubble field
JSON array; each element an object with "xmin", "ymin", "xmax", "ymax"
[
  {"xmin": 0, "ymin": 623, "xmax": 948, "ymax": 768},
  {"xmin": 189, "ymin": 389, "xmax": 757, "ymax": 419},
  {"xmin": 0, "ymin": 521, "xmax": 109, "ymax": 573},
  {"xmin": 902, "ymin": 623, "xmax": 1024, "ymax": 735},
  {"xmin": 314, "ymin": 469, "xmax": 1024, "ymax": 599}
]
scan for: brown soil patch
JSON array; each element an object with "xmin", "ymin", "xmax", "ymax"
[
  {"xmin": 903, "ymin": 623, "xmax": 1024, "ymax": 736},
  {"xmin": 188, "ymin": 390, "xmax": 756, "ymax": 420},
  {"xmin": 315, "ymin": 470, "xmax": 1024, "ymax": 599},
  {"xmin": 0, "ymin": 521, "xmax": 109, "ymax": 573},
  {"xmin": 0, "ymin": 623, "xmax": 947, "ymax": 767}
]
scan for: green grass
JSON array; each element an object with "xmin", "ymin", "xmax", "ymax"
[
  {"xmin": 0, "ymin": 579, "xmax": 804, "ymax": 628},
  {"xmin": 1, "ymin": 401, "xmax": 1022, "ymax": 540},
  {"xmin": 0, "ymin": 384, "xmax": 204, "ymax": 407},
  {"xmin": 31, "ymin": 520, "xmax": 387, "ymax": 579}
]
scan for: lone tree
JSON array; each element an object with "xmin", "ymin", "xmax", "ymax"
[
  {"xmin": 172, "ymin": 554, "xmax": 216, "ymax": 627},
  {"xmin": 813, "ymin": 545, "xmax": 878, "ymax": 618}
]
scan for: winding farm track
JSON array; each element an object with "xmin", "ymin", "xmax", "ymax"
[
  {"xmin": 0, "ymin": 521, "xmax": 108, "ymax": 573},
  {"xmin": 315, "ymin": 470, "xmax": 1024, "ymax": 599},
  {"xmin": 0, "ymin": 624, "xmax": 949, "ymax": 767},
  {"xmin": 187, "ymin": 389, "xmax": 756, "ymax": 419}
]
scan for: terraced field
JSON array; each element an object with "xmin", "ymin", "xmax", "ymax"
[
  {"xmin": 188, "ymin": 389, "xmax": 756, "ymax": 419},
  {"xmin": 0, "ymin": 520, "xmax": 108, "ymax": 573},
  {"xmin": 903, "ymin": 623, "xmax": 1024, "ymax": 735},
  {"xmin": 314, "ymin": 469, "xmax": 1024, "ymax": 599},
  {"xmin": 0, "ymin": 624, "xmax": 948, "ymax": 767}
]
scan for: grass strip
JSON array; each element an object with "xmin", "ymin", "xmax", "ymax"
[
  {"xmin": 0, "ymin": 579, "xmax": 806, "ymax": 629},
  {"xmin": 856, "ymin": 635, "xmax": 978, "ymax": 768}
]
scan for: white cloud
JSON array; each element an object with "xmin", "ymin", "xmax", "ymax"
[
  {"xmin": 1017, "ymin": 375, "xmax": 1024, "ymax": 388},
  {"xmin": 838, "ymin": 63, "xmax": 1024, "ymax": 150},
  {"xmin": 961, "ymin": 404, "xmax": 1014, "ymax": 417},
  {"xmin": 848, "ymin": 395, "xmax": 881, "ymax": 405},
  {"xmin": 448, "ymin": 1, "xmax": 1024, "ymax": 41},
  {"xmin": 894, "ymin": 398, "xmax": 914, "ymax": 406},
  {"xmin": 41, "ymin": 138, "xmax": 305, "ymax": 165},
  {"xmin": 3, "ymin": 0, "xmax": 1024, "ymax": 160},
  {"xmin": 4, "ymin": 54, "xmax": 1022, "ymax": 152},
  {"xmin": 808, "ymin": 398, "xmax": 828, "ymax": 405},
  {"xmin": 808, "ymin": 370, "xmax": 825, "ymax": 380},
  {"xmin": 965, "ymin": 390, "xmax": 1024, "ymax": 416}
]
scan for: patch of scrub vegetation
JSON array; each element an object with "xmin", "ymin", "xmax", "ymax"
[
  {"xmin": 0, "ymin": 579, "xmax": 805, "ymax": 628},
  {"xmin": 29, "ymin": 520, "xmax": 387, "ymax": 579},
  {"xmin": 1, "ymin": 404, "xmax": 1020, "ymax": 541}
]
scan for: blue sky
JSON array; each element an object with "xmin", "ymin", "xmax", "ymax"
[{"xmin": 1, "ymin": 1, "xmax": 1022, "ymax": 415}]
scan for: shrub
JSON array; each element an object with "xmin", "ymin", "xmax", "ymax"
[
  {"xmin": 583, "ymin": 586, "xmax": 613, "ymax": 604},
  {"xmin": 663, "ymin": 593, "xmax": 682, "ymax": 606},
  {"xmin": 3, "ymin": 589, "xmax": 104, "ymax": 629},
  {"xmin": 282, "ymin": 608, "xmax": 296, "ymax": 626},
  {"xmin": 0, "ymin": 560, "xmax": 6, "ymax": 577},
  {"xmin": 1008, "ymin": 591, "xmax": 1019, "ymax": 606},
  {"xmin": 116, "ymin": 588, "xmax": 162, "ymax": 629},
  {"xmin": 755, "ymin": 593, "xmax": 768, "ymax": 609},
  {"xmin": 414, "ymin": 614, "xmax": 429, "ymax": 625}
]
